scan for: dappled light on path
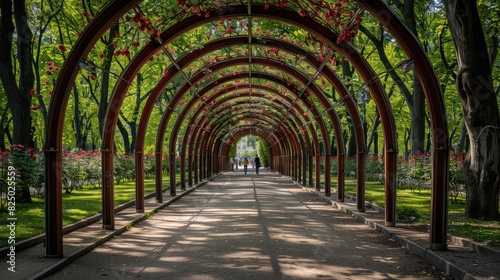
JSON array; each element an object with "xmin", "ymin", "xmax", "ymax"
[{"xmin": 47, "ymin": 171, "xmax": 442, "ymax": 279}]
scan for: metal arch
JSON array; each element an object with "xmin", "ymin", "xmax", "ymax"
[
  {"xmin": 121, "ymin": 7, "xmax": 372, "ymax": 230},
  {"xmin": 186, "ymin": 120, "xmax": 282, "ymax": 186},
  {"xmin": 182, "ymin": 95, "xmax": 306, "ymax": 182},
  {"xmin": 207, "ymin": 105, "xmax": 301, "ymax": 178},
  {"xmin": 216, "ymin": 124, "xmax": 294, "ymax": 174},
  {"xmin": 217, "ymin": 125, "xmax": 279, "ymax": 172},
  {"xmin": 181, "ymin": 106, "xmax": 286, "ymax": 182},
  {"xmin": 187, "ymin": 56, "xmax": 341, "ymax": 192},
  {"xmin": 212, "ymin": 98, "xmax": 310, "ymax": 180},
  {"xmin": 43, "ymin": 2, "xmax": 450, "ymax": 256},
  {"xmin": 132, "ymin": 34, "xmax": 358, "ymax": 209},
  {"xmin": 182, "ymin": 95, "xmax": 285, "ymax": 184},
  {"xmin": 132, "ymin": 36, "xmax": 362, "ymax": 213},
  {"xmin": 163, "ymin": 69, "xmax": 332, "ymax": 192},
  {"xmin": 152, "ymin": 60, "xmax": 330, "ymax": 193},
  {"xmin": 190, "ymin": 87, "xmax": 314, "ymax": 185},
  {"xmin": 131, "ymin": 38, "xmax": 364, "ymax": 208},
  {"xmin": 208, "ymin": 86, "xmax": 314, "ymax": 184},
  {"xmin": 209, "ymin": 108, "xmax": 303, "ymax": 175},
  {"xmin": 228, "ymin": 127, "xmax": 290, "ymax": 173},
  {"xmin": 239, "ymin": 36, "xmax": 364, "ymax": 200},
  {"xmin": 44, "ymin": 0, "xmax": 139, "ymax": 256},
  {"xmin": 152, "ymin": 71, "xmax": 318, "ymax": 190},
  {"xmin": 355, "ymin": 0, "xmax": 450, "ymax": 251},
  {"xmin": 45, "ymin": 1, "xmax": 376, "ymax": 256},
  {"xmin": 189, "ymin": 94, "xmax": 300, "ymax": 177}
]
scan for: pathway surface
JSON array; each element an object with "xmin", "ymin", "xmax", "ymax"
[
  {"xmin": 3, "ymin": 169, "xmax": 499, "ymax": 279},
  {"xmin": 50, "ymin": 170, "xmax": 445, "ymax": 280}
]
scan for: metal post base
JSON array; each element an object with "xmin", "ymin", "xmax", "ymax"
[
  {"xmin": 431, "ymin": 243, "xmax": 447, "ymax": 251},
  {"xmin": 102, "ymin": 224, "xmax": 115, "ymax": 230}
]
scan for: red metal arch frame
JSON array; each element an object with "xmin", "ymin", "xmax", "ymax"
[
  {"xmin": 161, "ymin": 55, "xmax": 342, "ymax": 191},
  {"xmin": 162, "ymin": 71, "xmax": 328, "ymax": 195},
  {"xmin": 188, "ymin": 75, "xmax": 336, "ymax": 192},
  {"xmin": 108, "ymin": 5, "xmax": 396, "ymax": 231},
  {"xmin": 133, "ymin": 35, "xmax": 334, "ymax": 205},
  {"xmin": 204, "ymin": 101, "xmax": 305, "ymax": 176},
  {"xmin": 153, "ymin": 70, "xmax": 322, "ymax": 192},
  {"xmin": 187, "ymin": 92, "xmax": 304, "ymax": 183},
  {"xmin": 183, "ymin": 94, "xmax": 287, "ymax": 183},
  {"xmin": 44, "ymin": 0, "xmax": 449, "ymax": 256},
  {"xmin": 188, "ymin": 87, "xmax": 314, "ymax": 186}
]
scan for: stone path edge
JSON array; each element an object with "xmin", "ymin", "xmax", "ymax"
[
  {"xmin": 299, "ymin": 185, "xmax": 483, "ymax": 280},
  {"xmin": 5, "ymin": 171, "xmax": 498, "ymax": 280},
  {"xmin": 339, "ymin": 192, "xmax": 500, "ymax": 260},
  {"xmin": 24, "ymin": 179, "xmax": 210, "ymax": 280}
]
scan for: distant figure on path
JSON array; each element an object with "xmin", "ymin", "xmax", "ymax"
[
  {"xmin": 242, "ymin": 157, "xmax": 249, "ymax": 174},
  {"xmin": 254, "ymin": 156, "xmax": 261, "ymax": 174}
]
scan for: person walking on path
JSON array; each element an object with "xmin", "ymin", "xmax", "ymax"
[
  {"xmin": 254, "ymin": 155, "xmax": 261, "ymax": 174},
  {"xmin": 242, "ymin": 157, "xmax": 249, "ymax": 174}
]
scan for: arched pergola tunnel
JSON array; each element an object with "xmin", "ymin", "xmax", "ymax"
[{"xmin": 44, "ymin": 0, "xmax": 449, "ymax": 257}]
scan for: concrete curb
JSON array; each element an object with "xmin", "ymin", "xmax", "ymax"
[
  {"xmin": 26, "ymin": 181, "xmax": 207, "ymax": 280},
  {"xmin": 0, "ymin": 185, "xmax": 172, "ymax": 257},
  {"xmin": 300, "ymin": 186, "xmax": 481, "ymax": 280}
]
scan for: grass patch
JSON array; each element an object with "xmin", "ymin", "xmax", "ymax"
[
  {"xmin": 341, "ymin": 178, "xmax": 500, "ymax": 246},
  {"xmin": 0, "ymin": 177, "xmax": 171, "ymax": 247},
  {"xmin": 448, "ymin": 215, "xmax": 500, "ymax": 245}
]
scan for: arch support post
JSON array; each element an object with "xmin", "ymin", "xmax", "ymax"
[
  {"xmin": 44, "ymin": 149, "xmax": 63, "ymax": 257},
  {"xmin": 169, "ymin": 152, "xmax": 176, "ymax": 196},
  {"xmin": 180, "ymin": 153, "xmax": 186, "ymax": 191},
  {"xmin": 356, "ymin": 151, "xmax": 366, "ymax": 212},
  {"xmin": 155, "ymin": 152, "xmax": 164, "ymax": 203},
  {"xmin": 102, "ymin": 149, "xmax": 115, "ymax": 230},
  {"xmin": 135, "ymin": 150, "xmax": 144, "ymax": 213},
  {"xmin": 430, "ymin": 148, "xmax": 449, "ymax": 250},
  {"xmin": 324, "ymin": 154, "xmax": 331, "ymax": 197},
  {"xmin": 384, "ymin": 149, "xmax": 397, "ymax": 226},
  {"xmin": 337, "ymin": 153, "xmax": 345, "ymax": 202}
]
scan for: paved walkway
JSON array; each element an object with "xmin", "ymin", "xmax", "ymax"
[{"xmin": 2, "ymin": 169, "xmax": 500, "ymax": 279}]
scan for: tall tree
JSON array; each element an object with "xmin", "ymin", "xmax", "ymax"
[
  {"xmin": 0, "ymin": 0, "xmax": 34, "ymax": 148},
  {"xmin": 444, "ymin": 0, "xmax": 500, "ymax": 220},
  {"xmin": 386, "ymin": 0, "xmax": 426, "ymax": 155},
  {"xmin": 0, "ymin": 0, "xmax": 35, "ymax": 203}
]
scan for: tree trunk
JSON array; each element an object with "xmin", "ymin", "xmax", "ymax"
[
  {"xmin": 116, "ymin": 118, "xmax": 131, "ymax": 154},
  {"xmin": 444, "ymin": 0, "xmax": 500, "ymax": 220},
  {"xmin": 455, "ymin": 121, "xmax": 467, "ymax": 154},
  {"xmin": 402, "ymin": 0, "xmax": 426, "ymax": 155},
  {"xmin": 347, "ymin": 125, "xmax": 356, "ymax": 157},
  {"xmin": 0, "ymin": 108, "xmax": 8, "ymax": 150},
  {"xmin": 0, "ymin": 0, "xmax": 34, "ymax": 148},
  {"xmin": 0, "ymin": 0, "xmax": 34, "ymax": 203},
  {"xmin": 98, "ymin": 24, "xmax": 119, "ymax": 137},
  {"xmin": 73, "ymin": 85, "xmax": 85, "ymax": 149}
]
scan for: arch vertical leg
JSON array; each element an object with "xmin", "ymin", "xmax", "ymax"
[
  {"xmin": 384, "ymin": 149, "xmax": 397, "ymax": 226},
  {"xmin": 135, "ymin": 151, "xmax": 144, "ymax": 213},
  {"xmin": 102, "ymin": 149, "xmax": 115, "ymax": 230},
  {"xmin": 44, "ymin": 149, "xmax": 63, "ymax": 257},
  {"xmin": 430, "ymin": 149, "xmax": 449, "ymax": 250}
]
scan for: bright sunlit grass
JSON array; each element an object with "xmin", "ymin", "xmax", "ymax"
[{"xmin": 340, "ymin": 177, "xmax": 500, "ymax": 246}]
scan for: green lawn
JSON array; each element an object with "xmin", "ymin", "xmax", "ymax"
[
  {"xmin": 0, "ymin": 177, "xmax": 167, "ymax": 247},
  {"xmin": 342, "ymin": 179, "xmax": 500, "ymax": 246}
]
